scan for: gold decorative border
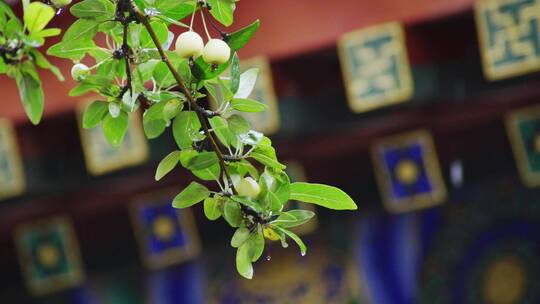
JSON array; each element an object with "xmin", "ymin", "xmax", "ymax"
[
  {"xmin": 14, "ymin": 216, "xmax": 85, "ymax": 296},
  {"xmin": 76, "ymin": 100, "xmax": 149, "ymax": 176},
  {"xmin": 241, "ymin": 56, "xmax": 280, "ymax": 135},
  {"xmin": 0, "ymin": 118, "xmax": 25, "ymax": 200},
  {"xmin": 129, "ymin": 189, "xmax": 201, "ymax": 270},
  {"xmin": 370, "ymin": 129, "xmax": 447, "ymax": 213},
  {"xmin": 505, "ymin": 104, "xmax": 540, "ymax": 187},
  {"xmin": 475, "ymin": 0, "xmax": 540, "ymax": 81},
  {"xmin": 337, "ymin": 21, "xmax": 414, "ymax": 113}
]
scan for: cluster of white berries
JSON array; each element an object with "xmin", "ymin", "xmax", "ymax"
[
  {"xmin": 174, "ymin": 31, "xmax": 230, "ymax": 65},
  {"xmin": 70, "ymin": 31, "xmax": 231, "ymax": 81}
]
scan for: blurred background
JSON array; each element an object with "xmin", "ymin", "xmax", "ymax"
[{"xmin": 2, "ymin": 0, "xmax": 540, "ymax": 303}]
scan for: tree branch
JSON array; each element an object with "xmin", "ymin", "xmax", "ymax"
[{"xmin": 129, "ymin": 1, "xmax": 236, "ymax": 192}]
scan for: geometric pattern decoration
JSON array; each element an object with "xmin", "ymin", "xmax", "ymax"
[
  {"xmin": 505, "ymin": 104, "xmax": 540, "ymax": 187},
  {"xmin": 418, "ymin": 179, "xmax": 540, "ymax": 304},
  {"xmin": 371, "ymin": 129, "xmax": 446, "ymax": 213},
  {"xmin": 14, "ymin": 216, "xmax": 84, "ymax": 296},
  {"xmin": 209, "ymin": 249, "xmax": 367, "ymax": 304},
  {"xmin": 240, "ymin": 56, "xmax": 280, "ymax": 135},
  {"xmin": 283, "ymin": 161, "xmax": 317, "ymax": 235},
  {"xmin": 0, "ymin": 118, "xmax": 25, "ymax": 200},
  {"xmin": 475, "ymin": 0, "xmax": 540, "ymax": 81},
  {"xmin": 76, "ymin": 101, "xmax": 149, "ymax": 176},
  {"xmin": 337, "ymin": 21, "xmax": 414, "ymax": 113},
  {"xmin": 129, "ymin": 190, "xmax": 201, "ymax": 270}
]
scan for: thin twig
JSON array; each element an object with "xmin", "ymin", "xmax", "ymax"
[{"xmin": 129, "ymin": 0, "xmax": 236, "ymax": 192}]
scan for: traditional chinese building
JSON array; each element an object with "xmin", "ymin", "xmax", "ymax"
[{"xmin": 1, "ymin": 0, "xmax": 540, "ymax": 303}]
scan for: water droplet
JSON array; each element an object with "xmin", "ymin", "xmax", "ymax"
[
  {"xmin": 266, "ymin": 255, "xmax": 271, "ymax": 261},
  {"xmin": 301, "ymin": 252, "xmax": 306, "ymax": 257},
  {"xmin": 56, "ymin": 8, "xmax": 63, "ymax": 15}
]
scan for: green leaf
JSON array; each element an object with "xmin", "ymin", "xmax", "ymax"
[
  {"xmin": 154, "ymin": 0, "xmax": 195, "ymax": 21},
  {"xmin": 259, "ymin": 170, "xmax": 290, "ymax": 211},
  {"xmin": 230, "ymin": 53, "xmax": 240, "ymax": 93},
  {"xmin": 207, "ymin": 0, "xmax": 235, "ymax": 27},
  {"xmin": 275, "ymin": 226, "xmax": 307, "ymax": 256},
  {"xmin": 223, "ymin": 200, "xmax": 242, "ymax": 227},
  {"xmin": 192, "ymin": 55, "xmax": 230, "ymax": 80},
  {"xmin": 63, "ymin": 18, "xmax": 99, "ymax": 42},
  {"xmin": 249, "ymin": 146, "xmax": 285, "ymax": 171},
  {"xmin": 155, "ymin": 150, "xmax": 181, "ymax": 181},
  {"xmin": 248, "ymin": 226, "xmax": 265, "ymax": 262},
  {"xmin": 172, "ymin": 111, "xmax": 201, "ymax": 149},
  {"xmin": 47, "ymin": 39, "xmax": 96, "ymax": 61},
  {"xmin": 289, "ymin": 182, "xmax": 357, "ymax": 210},
  {"xmin": 83, "ymin": 100, "xmax": 108, "ymax": 128},
  {"xmin": 227, "ymin": 114, "xmax": 250, "ymax": 134},
  {"xmin": 204, "ymin": 196, "xmax": 222, "ymax": 221},
  {"xmin": 172, "ymin": 181, "xmax": 210, "ymax": 208},
  {"xmin": 231, "ymin": 227, "xmax": 250, "ymax": 248},
  {"xmin": 30, "ymin": 50, "xmax": 64, "ymax": 81},
  {"xmin": 231, "ymin": 98, "xmax": 267, "ymax": 113},
  {"xmin": 142, "ymin": 102, "xmax": 167, "ymax": 139},
  {"xmin": 153, "ymin": 61, "xmax": 176, "ymax": 87},
  {"xmin": 231, "ymin": 195, "xmax": 264, "ymax": 213},
  {"xmin": 209, "ymin": 116, "xmax": 237, "ymax": 148},
  {"xmin": 238, "ymin": 130, "xmax": 263, "ymax": 146},
  {"xmin": 234, "ymin": 68, "xmax": 258, "ymax": 99},
  {"xmin": 236, "ymin": 243, "xmax": 253, "ymax": 279},
  {"xmin": 225, "ymin": 19, "xmax": 260, "ymax": 51},
  {"xmin": 15, "ymin": 66, "xmax": 44, "ymax": 125},
  {"xmin": 179, "ymin": 150, "xmax": 222, "ymax": 181},
  {"xmin": 70, "ymin": 0, "xmax": 115, "ymax": 21},
  {"xmin": 140, "ymin": 21, "xmax": 168, "ymax": 49},
  {"xmin": 31, "ymin": 27, "xmax": 61, "ymax": 38},
  {"xmin": 0, "ymin": 1, "xmax": 16, "ymax": 19},
  {"xmin": 68, "ymin": 75, "xmax": 113, "ymax": 96},
  {"xmin": 185, "ymin": 151, "xmax": 219, "ymax": 171},
  {"xmin": 24, "ymin": 2, "xmax": 55, "ymax": 34},
  {"xmin": 102, "ymin": 111, "xmax": 128, "ymax": 147},
  {"xmin": 273, "ymin": 210, "xmax": 315, "ymax": 228}
]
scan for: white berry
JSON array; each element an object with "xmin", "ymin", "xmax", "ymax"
[
  {"xmin": 51, "ymin": 0, "xmax": 72, "ymax": 7},
  {"xmin": 235, "ymin": 177, "xmax": 261, "ymax": 199},
  {"xmin": 175, "ymin": 31, "xmax": 204, "ymax": 59},
  {"xmin": 202, "ymin": 39, "xmax": 230, "ymax": 65},
  {"xmin": 71, "ymin": 63, "xmax": 89, "ymax": 81}
]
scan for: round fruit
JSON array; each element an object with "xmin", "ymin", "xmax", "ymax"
[
  {"xmin": 175, "ymin": 31, "xmax": 204, "ymax": 59},
  {"xmin": 70, "ymin": 63, "xmax": 89, "ymax": 81},
  {"xmin": 235, "ymin": 177, "xmax": 261, "ymax": 199},
  {"xmin": 202, "ymin": 39, "xmax": 230, "ymax": 65},
  {"xmin": 50, "ymin": 0, "xmax": 72, "ymax": 7}
]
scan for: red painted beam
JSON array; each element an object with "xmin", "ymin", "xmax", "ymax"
[{"xmin": 0, "ymin": 0, "xmax": 475, "ymax": 123}]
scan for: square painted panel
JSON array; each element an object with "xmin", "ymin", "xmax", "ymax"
[
  {"xmin": 77, "ymin": 102, "xmax": 149, "ymax": 176},
  {"xmin": 14, "ymin": 217, "xmax": 84, "ymax": 296},
  {"xmin": 240, "ymin": 56, "xmax": 280, "ymax": 135},
  {"xmin": 130, "ymin": 191, "xmax": 200, "ymax": 269},
  {"xmin": 371, "ymin": 130, "xmax": 446, "ymax": 213},
  {"xmin": 0, "ymin": 118, "xmax": 25, "ymax": 200},
  {"xmin": 506, "ymin": 104, "xmax": 540, "ymax": 186},
  {"xmin": 475, "ymin": 0, "xmax": 540, "ymax": 80},
  {"xmin": 338, "ymin": 22, "xmax": 414, "ymax": 112}
]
